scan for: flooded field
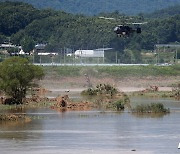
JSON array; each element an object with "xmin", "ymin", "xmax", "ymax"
[{"xmin": 0, "ymin": 96, "xmax": 180, "ymax": 154}]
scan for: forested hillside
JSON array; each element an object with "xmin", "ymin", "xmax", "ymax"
[
  {"xmin": 0, "ymin": 0, "xmax": 180, "ymax": 15},
  {"xmin": 146, "ymin": 5, "xmax": 180, "ymax": 18},
  {"xmin": 0, "ymin": 2, "xmax": 180, "ymax": 63}
]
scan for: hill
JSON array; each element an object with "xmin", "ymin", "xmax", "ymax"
[
  {"xmin": 0, "ymin": 2, "xmax": 180, "ymax": 64},
  {"xmin": 146, "ymin": 5, "xmax": 180, "ymax": 18},
  {"xmin": 1, "ymin": 0, "xmax": 180, "ymax": 15}
]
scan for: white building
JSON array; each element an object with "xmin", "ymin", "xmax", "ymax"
[
  {"xmin": 0, "ymin": 44, "xmax": 16, "ymax": 48},
  {"xmin": 37, "ymin": 52, "xmax": 58, "ymax": 56},
  {"xmin": 75, "ymin": 50, "xmax": 95, "ymax": 58},
  {"xmin": 73, "ymin": 48, "xmax": 112, "ymax": 58}
]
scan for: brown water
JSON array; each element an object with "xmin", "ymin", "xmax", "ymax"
[{"xmin": 0, "ymin": 97, "xmax": 180, "ymax": 154}]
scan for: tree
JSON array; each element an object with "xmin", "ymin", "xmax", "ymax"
[
  {"xmin": 0, "ymin": 2, "xmax": 40, "ymax": 36},
  {"xmin": 21, "ymin": 36, "xmax": 35, "ymax": 53},
  {"xmin": 0, "ymin": 35, "xmax": 6, "ymax": 44},
  {"xmin": 0, "ymin": 57, "xmax": 44, "ymax": 104}
]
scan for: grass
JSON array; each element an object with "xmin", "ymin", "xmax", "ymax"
[
  {"xmin": 0, "ymin": 114, "xmax": 28, "ymax": 121},
  {"xmin": 0, "ymin": 101, "xmax": 54, "ymax": 112},
  {"xmin": 0, "ymin": 104, "xmax": 18, "ymax": 111},
  {"xmin": 131, "ymin": 91, "xmax": 173, "ymax": 97},
  {"xmin": 42, "ymin": 65, "xmax": 180, "ymax": 78}
]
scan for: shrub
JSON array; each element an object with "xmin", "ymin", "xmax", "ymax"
[
  {"xmin": 81, "ymin": 84, "xmax": 118, "ymax": 96},
  {"xmin": 133, "ymin": 103, "xmax": 170, "ymax": 113},
  {"xmin": 115, "ymin": 100, "xmax": 124, "ymax": 111},
  {"xmin": 172, "ymin": 83, "xmax": 180, "ymax": 99}
]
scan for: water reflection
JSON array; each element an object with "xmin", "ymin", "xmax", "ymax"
[
  {"xmin": 0, "ymin": 109, "xmax": 47, "ymax": 141},
  {"xmin": 0, "ymin": 118, "xmax": 43, "ymax": 140}
]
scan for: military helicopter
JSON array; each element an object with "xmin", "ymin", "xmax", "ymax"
[
  {"xmin": 99, "ymin": 16, "xmax": 147, "ymax": 37},
  {"xmin": 113, "ymin": 24, "xmax": 142, "ymax": 37}
]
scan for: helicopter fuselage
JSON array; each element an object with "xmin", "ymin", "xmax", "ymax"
[{"xmin": 114, "ymin": 25, "xmax": 141, "ymax": 37}]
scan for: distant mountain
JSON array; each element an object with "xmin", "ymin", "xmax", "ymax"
[
  {"xmin": 1, "ymin": 0, "xmax": 180, "ymax": 15},
  {"xmin": 146, "ymin": 5, "xmax": 180, "ymax": 18}
]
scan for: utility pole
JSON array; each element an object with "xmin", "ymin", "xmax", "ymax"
[
  {"xmin": 103, "ymin": 45, "xmax": 105, "ymax": 64},
  {"xmin": 40, "ymin": 55, "xmax": 42, "ymax": 64},
  {"xmin": 64, "ymin": 47, "xmax": 66, "ymax": 64},
  {"xmin": 115, "ymin": 51, "xmax": 117, "ymax": 64},
  {"xmin": 157, "ymin": 47, "xmax": 159, "ymax": 64},
  {"xmin": 33, "ymin": 51, "xmax": 34, "ymax": 63},
  {"xmin": 175, "ymin": 48, "xmax": 178, "ymax": 64}
]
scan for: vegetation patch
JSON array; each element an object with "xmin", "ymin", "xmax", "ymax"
[
  {"xmin": 43, "ymin": 65, "xmax": 180, "ymax": 78},
  {"xmin": 0, "ymin": 57, "xmax": 44, "ymax": 104},
  {"xmin": 81, "ymin": 84, "xmax": 130, "ymax": 111},
  {"xmin": 132, "ymin": 103, "xmax": 170, "ymax": 113},
  {"xmin": 172, "ymin": 83, "xmax": 180, "ymax": 99},
  {"xmin": 0, "ymin": 114, "xmax": 31, "ymax": 122},
  {"xmin": 113, "ymin": 100, "xmax": 125, "ymax": 111},
  {"xmin": 131, "ymin": 82, "xmax": 180, "ymax": 99},
  {"xmin": 81, "ymin": 83, "xmax": 118, "ymax": 96}
]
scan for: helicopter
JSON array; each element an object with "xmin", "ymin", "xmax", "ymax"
[
  {"xmin": 99, "ymin": 16, "xmax": 147, "ymax": 37},
  {"xmin": 113, "ymin": 24, "xmax": 142, "ymax": 37}
]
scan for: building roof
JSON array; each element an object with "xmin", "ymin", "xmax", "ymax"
[
  {"xmin": 0, "ymin": 44, "xmax": 16, "ymax": 48},
  {"xmin": 155, "ymin": 44, "xmax": 180, "ymax": 48},
  {"xmin": 35, "ymin": 44, "xmax": 47, "ymax": 50},
  {"xmin": 74, "ymin": 49, "xmax": 104, "ymax": 58},
  {"xmin": 38, "ymin": 52, "xmax": 58, "ymax": 56},
  {"xmin": 94, "ymin": 48, "xmax": 113, "ymax": 51}
]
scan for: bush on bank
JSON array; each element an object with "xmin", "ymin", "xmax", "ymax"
[
  {"xmin": 132, "ymin": 103, "xmax": 170, "ymax": 113},
  {"xmin": 81, "ymin": 84, "xmax": 118, "ymax": 96}
]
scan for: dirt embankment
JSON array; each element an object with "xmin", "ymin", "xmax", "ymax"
[
  {"xmin": 51, "ymin": 95, "xmax": 93, "ymax": 112},
  {"xmin": 40, "ymin": 76, "xmax": 180, "ymax": 93}
]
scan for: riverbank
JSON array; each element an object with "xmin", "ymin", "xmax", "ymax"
[
  {"xmin": 39, "ymin": 76, "xmax": 179, "ymax": 94},
  {"xmin": 40, "ymin": 65, "xmax": 180, "ymax": 90}
]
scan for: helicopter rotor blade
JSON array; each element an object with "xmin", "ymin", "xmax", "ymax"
[
  {"xmin": 99, "ymin": 16, "xmax": 147, "ymax": 26},
  {"xmin": 131, "ymin": 22, "xmax": 148, "ymax": 25},
  {"xmin": 99, "ymin": 17, "xmax": 116, "ymax": 20},
  {"xmin": 99, "ymin": 16, "xmax": 129, "ymax": 21}
]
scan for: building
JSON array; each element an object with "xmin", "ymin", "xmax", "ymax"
[
  {"xmin": 34, "ymin": 44, "xmax": 47, "ymax": 52},
  {"xmin": 0, "ymin": 43, "xmax": 25, "ymax": 55},
  {"xmin": 74, "ymin": 50, "xmax": 94, "ymax": 58},
  {"xmin": 0, "ymin": 43, "xmax": 16, "ymax": 49},
  {"xmin": 73, "ymin": 48, "xmax": 112, "ymax": 58},
  {"xmin": 37, "ymin": 53, "xmax": 58, "ymax": 56}
]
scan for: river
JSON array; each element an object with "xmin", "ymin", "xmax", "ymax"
[{"xmin": 0, "ymin": 96, "xmax": 180, "ymax": 154}]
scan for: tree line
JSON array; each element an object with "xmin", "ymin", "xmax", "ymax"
[{"xmin": 1, "ymin": 0, "xmax": 180, "ymax": 15}]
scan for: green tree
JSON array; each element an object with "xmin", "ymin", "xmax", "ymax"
[
  {"xmin": 0, "ymin": 35, "xmax": 6, "ymax": 44},
  {"xmin": 0, "ymin": 57, "xmax": 44, "ymax": 104},
  {"xmin": 21, "ymin": 36, "xmax": 35, "ymax": 53}
]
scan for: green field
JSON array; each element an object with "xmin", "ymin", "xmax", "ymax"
[{"xmin": 42, "ymin": 65, "xmax": 180, "ymax": 78}]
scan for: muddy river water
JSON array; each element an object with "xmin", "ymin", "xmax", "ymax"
[{"xmin": 0, "ymin": 96, "xmax": 180, "ymax": 154}]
